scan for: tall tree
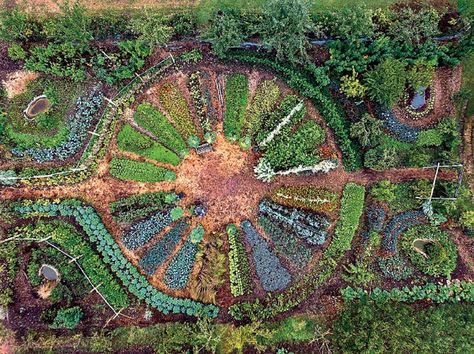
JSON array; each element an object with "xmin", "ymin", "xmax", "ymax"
[{"xmin": 259, "ymin": 0, "xmax": 313, "ymax": 64}]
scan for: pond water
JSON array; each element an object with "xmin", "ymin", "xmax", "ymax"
[
  {"xmin": 40, "ymin": 264, "xmax": 59, "ymax": 281},
  {"xmin": 410, "ymin": 87, "xmax": 427, "ymax": 110},
  {"xmin": 25, "ymin": 96, "xmax": 51, "ymax": 118}
]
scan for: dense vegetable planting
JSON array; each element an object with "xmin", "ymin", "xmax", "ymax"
[
  {"xmin": 13, "ymin": 200, "xmax": 218, "ymax": 317},
  {"xmin": 270, "ymin": 186, "xmax": 339, "ymax": 213},
  {"xmin": 117, "ymin": 124, "xmax": 181, "ymax": 166},
  {"xmin": 226, "ymin": 224, "xmax": 252, "ymax": 297},
  {"xmin": 109, "ymin": 157, "xmax": 176, "ymax": 183},
  {"xmin": 223, "ymin": 74, "xmax": 249, "ymax": 141}
]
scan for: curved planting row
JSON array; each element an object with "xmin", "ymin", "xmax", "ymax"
[
  {"xmin": 382, "ymin": 210, "xmax": 427, "ymax": 253},
  {"xmin": 13, "ymin": 199, "xmax": 218, "ymax": 318}
]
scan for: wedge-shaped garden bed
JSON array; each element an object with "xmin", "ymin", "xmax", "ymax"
[{"xmin": 109, "ymin": 157, "xmax": 176, "ymax": 183}]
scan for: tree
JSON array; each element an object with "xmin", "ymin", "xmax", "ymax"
[
  {"xmin": 350, "ymin": 113, "xmax": 383, "ymax": 147},
  {"xmin": 50, "ymin": 306, "xmax": 83, "ymax": 329},
  {"xmin": 407, "ymin": 61, "xmax": 435, "ymax": 89},
  {"xmin": 128, "ymin": 11, "xmax": 174, "ymax": 48},
  {"xmin": 370, "ymin": 180, "xmax": 396, "ymax": 203},
  {"xmin": 365, "ymin": 58, "xmax": 407, "ymax": 107},
  {"xmin": 204, "ymin": 10, "xmax": 247, "ymax": 58},
  {"xmin": 259, "ymin": 0, "xmax": 313, "ymax": 64},
  {"xmin": 340, "ymin": 68, "xmax": 367, "ymax": 98}
]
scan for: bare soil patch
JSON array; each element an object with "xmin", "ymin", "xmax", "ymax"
[{"xmin": 2, "ymin": 70, "xmax": 39, "ymax": 99}]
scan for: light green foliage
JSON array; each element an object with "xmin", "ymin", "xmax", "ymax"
[
  {"xmin": 260, "ymin": 0, "xmax": 313, "ymax": 64},
  {"xmin": 0, "ymin": 9, "xmax": 37, "ymax": 42},
  {"xmin": 117, "ymin": 124, "xmax": 180, "ymax": 166},
  {"xmin": 365, "ymin": 58, "xmax": 407, "ymax": 107},
  {"xmin": 340, "ymin": 68, "xmax": 367, "ymax": 98},
  {"xmin": 7, "ymin": 43, "xmax": 26, "ymax": 60},
  {"xmin": 226, "ymin": 224, "xmax": 252, "ymax": 297},
  {"xmin": 109, "ymin": 157, "xmax": 176, "ymax": 182},
  {"xmin": 370, "ymin": 180, "xmax": 397, "ymax": 204},
  {"xmin": 364, "ymin": 146, "xmax": 400, "ymax": 171},
  {"xmin": 407, "ymin": 61, "xmax": 435, "ymax": 89},
  {"xmin": 223, "ymin": 73, "xmax": 249, "ymax": 141}
]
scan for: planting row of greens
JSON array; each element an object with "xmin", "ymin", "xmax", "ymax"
[
  {"xmin": 163, "ymin": 225, "xmax": 205, "ymax": 290},
  {"xmin": 139, "ymin": 220, "xmax": 189, "ymax": 276},
  {"xmin": 187, "ymin": 71, "xmax": 212, "ymax": 138},
  {"xmin": 13, "ymin": 200, "xmax": 218, "ymax": 317},
  {"xmin": 109, "ymin": 191, "xmax": 177, "ymax": 224},
  {"xmin": 226, "ymin": 224, "xmax": 252, "ymax": 297},
  {"xmin": 229, "ymin": 183, "xmax": 365, "ymax": 320},
  {"xmin": 134, "ymin": 102, "xmax": 189, "ymax": 158},
  {"xmin": 223, "ymin": 73, "xmax": 249, "ymax": 141},
  {"xmin": 117, "ymin": 124, "xmax": 181, "ymax": 166},
  {"xmin": 109, "ymin": 157, "xmax": 176, "ymax": 183}
]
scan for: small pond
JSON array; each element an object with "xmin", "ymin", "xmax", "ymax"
[
  {"xmin": 39, "ymin": 264, "xmax": 60, "ymax": 281},
  {"xmin": 410, "ymin": 87, "xmax": 427, "ymax": 110},
  {"xmin": 24, "ymin": 95, "xmax": 51, "ymax": 118}
]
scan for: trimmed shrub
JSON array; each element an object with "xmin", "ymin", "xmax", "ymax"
[
  {"xmin": 50, "ymin": 306, "xmax": 83, "ymax": 329},
  {"xmin": 109, "ymin": 157, "xmax": 176, "ymax": 183},
  {"xmin": 241, "ymin": 220, "xmax": 291, "ymax": 292},
  {"xmin": 117, "ymin": 124, "xmax": 180, "ymax": 166}
]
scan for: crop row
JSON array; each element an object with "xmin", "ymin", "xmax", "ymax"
[
  {"xmin": 157, "ymin": 82, "xmax": 197, "ymax": 141},
  {"xmin": 109, "ymin": 191, "xmax": 177, "ymax": 224},
  {"xmin": 258, "ymin": 199, "xmax": 329, "ymax": 245},
  {"xmin": 241, "ymin": 220, "xmax": 291, "ymax": 292},
  {"xmin": 139, "ymin": 220, "xmax": 189, "ymax": 276},
  {"xmin": 134, "ymin": 103, "xmax": 188, "ymax": 157},
  {"xmin": 382, "ymin": 210, "xmax": 427, "ymax": 253},
  {"xmin": 188, "ymin": 71, "xmax": 211, "ymax": 135},
  {"xmin": 163, "ymin": 225, "xmax": 204, "ymax": 289},
  {"xmin": 257, "ymin": 216, "xmax": 312, "ymax": 268},
  {"xmin": 223, "ymin": 74, "xmax": 249, "ymax": 141},
  {"xmin": 13, "ymin": 200, "xmax": 218, "ymax": 317},
  {"xmin": 117, "ymin": 124, "xmax": 181, "ymax": 166},
  {"xmin": 122, "ymin": 210, "xmax": 174, "ymax": 250},
  {"xmin": 226, "ymin": 224, "xmax": 252, "ymax": 297},
  {"xmin": 270, "ymin": 186, "xmax": 339, "ymax": 213},
  {"xmin": 109, "ymin": 157, "xmax": 176, "ymax": 183}
]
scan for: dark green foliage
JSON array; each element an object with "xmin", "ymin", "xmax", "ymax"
[
  {"xmin": 364, "ymin": 58, "xmax": 407, "ymax": 107},
  {"xmin": 0, "ymin": 9, "xmax": 39, "ymax": 42},
  {"xmin": 128, "ymin": 12, "xmax": 173, "ymax": 48},
  {"xmin": 364, "ymin": 146, "xmax": 400, "ymax": 171},
  {"xmin": 50, "ymin": 306, "xmax": 83, "ymax": 329},
  {"xmin": 350, "ymin": 113, "xmax": 383, "ymax": 148},
  {"xmin": 332, "ymin": 301, "xmax": 474, "ymax": 354}
]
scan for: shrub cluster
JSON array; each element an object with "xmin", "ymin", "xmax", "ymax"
[
  {"xmin": 258, "ymin": 200, "xmax": 329, "ymax": 245},
  {"xmin": 164, "ymin": 225, "xmax": 204, "ymax": 289},
  {"xmin": 226, "ymin": 224, "xmax": 252, "ymax": 297},
  {"xmin": 109, "ymin": 157, "xmax": 176, "ymax": 183},
  {"xmin": 366, "ymin": 204, "xmax": 386, "ymax": 232},
  {"xmin": 122, "ymin": 210, "xmax": 174, "ymax": 250},
  {"xmin": 157, "ymin": 82, "xmax": 197, "ymax": 140},
  {"xmin": 241, "ymin": 220, "xmax": 291, "ymax": 292},
  {"xmin": 14, "ymin": 200, "xmax": 218, "ymax": 317},
  {"xmin": 258, "ymin": 216, "xmax": 312, "ymax": 268},
  {"xmin": 117, "ymin": 124, "xmax": 180, "ymax": 166},
  {"xmin": 134, "ymin": 103, "xmax": 188, "ymax": 157},
  {"xmin": 270, "ymin": 186, "xmax": 338, "ymax": 213},
  {"xmin": 223, "ymin": 73, "xmax": 249, "ymax": 141},
  {"xmin": 139, "ymin": 220, "xmax": 189, "ymax": 276},
  {"xmin": 378, "ymin": 255, "xmax": 413, "ymax": 281}
]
